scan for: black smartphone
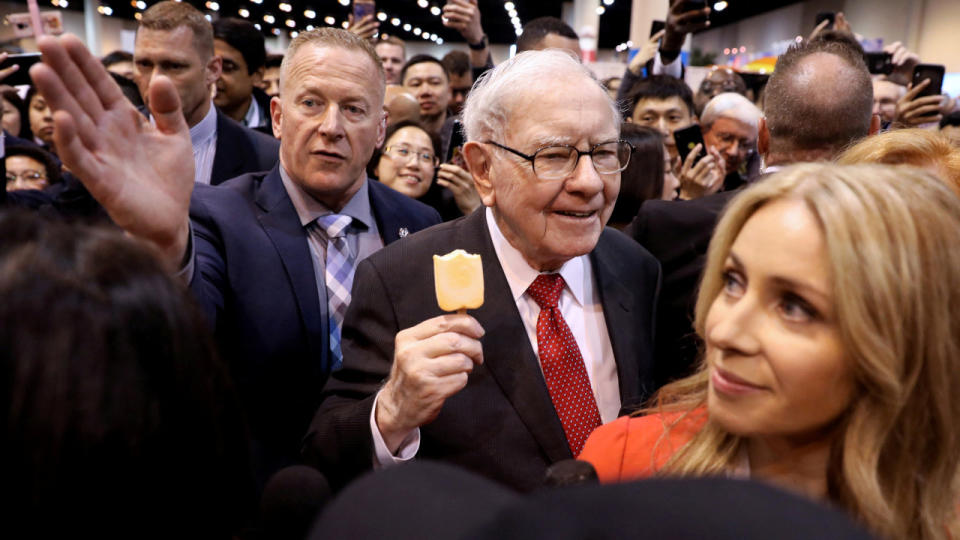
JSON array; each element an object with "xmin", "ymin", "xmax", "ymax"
[
  {"xmin": 912, "ymin": 63, "xmax": 945, "ymax": 98},
  {"xmin": 649, "ymin": 20, "xmax": 665, "ymax": 38},
  {"xmin": 0, "ymin": 53, "xmax": 42, "ymax": 87},
  {"xmin": 353, "ymin": 0, "xmax": 375, "ymax": 21},
  {"xmin": 815, "ymin": 11, "xmax": 835, "ymax": 30},
  {"xmin": 674, "ymin": 124, "xmax": 706, "ymax": 166},
  {"xmin": 864, "ymin": 52, "xmax": 893, "ymax": 75},
  {"xmin": 681, "ymin": 0, "xmax": 707, "ymax": 10},
  {"xmin": 445, "ymin": 119, "xmax": 465, "ymax": 165}
]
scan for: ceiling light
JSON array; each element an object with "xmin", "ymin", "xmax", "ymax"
[
  {"xmin": 603, "ymin": 0, "xmax": 614, "ymax": 4},
  {"xmin": 338, "ymin": 0, "xmax": 349, "ymax": 5},
  {"xmin": 278, "ymin": 2, "xmax": 291, "ymax": 12},
  {"xmin": 304, "ymin": 9, "xmax": 315, "ymax": 18},
  {"xmin": 205, "ymin": 1, "xmax": 218, "ymax": 11},
  {"xmin": 306, "ymin": 25, "xmax": 314, "ymax": 30},
  {"xmin": 341, "ymin": 21, "xmax": 349, "ymax": 28},
  {"xmin": 254, "ymin": 23, "xmax": 260, "ymax": 29},
  {"xmin": 430, "ymin": 6, "xmax": 441, "ymax": 16},
  {"xmin": 508, "ymin": 8, "xmax": 517, "ymax": 17},
  {"xmin": 250, "ymin": 0, "xmax": 262, "ymax": 4},
  {"xmin": 713, "ymin": 1, "xmax": 728, "ymax": 11},
  {"xmin": 403, "ymin": 23, "xmax": 411, "ymax": 31},
  {"xmin": 376, "ymin": 12, "xmax": 387, "ymax": 21},
  {"xmin": 391, "ymin": 17, "xmax": 400, "ymax": 25},
  {"xmin": 504, "ymin": 2, "xmax": 515, "ymax": 10},
  {"xmin": 238, "ymin": 8, "xmax": 249, "ymax": 17},
  {"xmin": 596, "ymin": 6, "xmax": 605, "ymax": 15},
  {"xmin": 285, "ymin": 18, "xmax": 295, "ymax": 27},
  {"xmin": 290, "ymin": 31, "xmax": 298, "ymax": 37},
  {"xmin": 413, "ymin": 27, "xmax": 422, "ymax": 35},
  {"xmin": 324, "ymin": 16, "xmax": 335, "ymax": 25},
  {"xmin": 263, "ymin": 13, "xmax": 274, "ymax": 23},
  {"xmin": 418, "ymin": 0, "xmax": 428, "ymax": 7},
  {"xmin": 437, "ymin": 38, "xmax": 443, "ymax": 44},
  {"xmin": 272, "ymin": 28, "xmax": 281, "ymax": 35}
]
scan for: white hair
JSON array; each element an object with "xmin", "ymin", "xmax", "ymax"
[
  {"xmin": 461, "ymin": 49, "xmax": 620, "ymax": 143},
  {"xmin": 700, "ymin": 92, "xmax": 762, "ymax": 132}
]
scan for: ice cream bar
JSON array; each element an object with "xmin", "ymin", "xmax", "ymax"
[{"xmin": 433, "ymin": 249, "xmax": 484, "ymax": 312}]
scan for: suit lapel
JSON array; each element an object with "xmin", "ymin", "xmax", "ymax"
[
  {"xmin": 590, "ymin": 233, "xmax": 642, "ymax": 406},
  {"xmin": 255, "ymin": 166, "xmax": 327, "ymax": 366},
  {"xmin": 211, "ymin": 111, "xmax": 250, "ymax": 185},
  {"xmin": 459, "ymin": 211, "xmax": 573, "ymax": 462},
  {"xmin": 368, "ymin": 179, "xmax": 408, "ymax": 245}
]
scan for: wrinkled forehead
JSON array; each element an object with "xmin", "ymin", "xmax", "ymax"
[
  {"xmin": 283, "ymin": 43, "xmax": 384, "ymax": 99},
  {"xmin": 502, "ymin": 76, "xmax": 618, "ymax": 142}
]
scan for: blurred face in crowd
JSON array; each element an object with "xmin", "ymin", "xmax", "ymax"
[
  {"xmin": 106, "ymin": 61, "xmax": 135, "ymax": 80},
  {"xmin": 375, "ymin": 42, "xmax": 405, "ymax": 86},
  {"xmin": 703, "ymin": 117, "xmax": 757, "ymax": 176},
  {"xmin": 448, "ymin": 70, "xmax": 472, "ymax": 117},
  {"xmin": 262, "ymin": 64, "xmax": 280, "ymax": 98},
  {"xmin": 872, "ymin": 79, "xmax": 905, "ymax": 124},
  {"xmin": 662, "ymin": 145, "xmax": 680, "ymax": 200},
  {"xmin": 471, "ymin": 76, "xmax": 619, "ymax": 271},
  {"xmin": 695, "ymin": 68, "xmax": 745, "ymax": 113},
  {"xmin": 2, "ymin": 97, "xmax": 21, "ymax": 137},
  {"xmin": 531, "ymin": 33, "xmax": 582, "ymax": 60},
  {"xmin": 376, "ymin": 126, "xmax": 437, "ymax": 199},
  {"xmin": 134, "ymin": 26, "xmax": 222, "ymax": 127},
  {"xmin": 5, "ymin": 155, "xmax": 48, "ymax": 191},
  {"xmin": 28, "ymin": 94, "xmax": 54, "ymax": 147},
  {"xmin": 632, "ymin": 97, "xmax": 694, "ymax": 159},
  {"xmin": 272, "ymin": 44, "xmax": 386, "ymax": 211},
  {"xmin": 705, "ymin": 199, "xmax": 854, "ymax": 444},
  {"xmin": 402, "ymin": 62, "xmax": 451, "ymax": 122},
  {"xmin": 214, "ymin": 38, "xmax": 262, "ymax": 114}
]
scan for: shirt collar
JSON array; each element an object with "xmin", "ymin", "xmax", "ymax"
[
  {"xmin": 484, "ymin": 207, "xmax": 586, "ymax": 307},
  {"xmin": 189, "ymin": 101, "xmax": 217, "ymax": 148},
  {"xmin": 279, "ymin": 165, "xmax": 373, "ymax": 232}
]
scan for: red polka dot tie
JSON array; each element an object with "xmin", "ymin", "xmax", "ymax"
[{"xmin": 527, "ymin": 273, "xmax": 602, "ymax": 457}]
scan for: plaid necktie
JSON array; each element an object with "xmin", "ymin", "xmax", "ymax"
[
  {"xmin": 315, "ymin": 214, "xmax": 354, "ymax": 370},
  {"xmin": 527, "ymin": 273, "xmax": 602, "ymax": 457}
]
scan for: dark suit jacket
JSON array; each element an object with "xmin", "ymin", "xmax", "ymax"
[
  {"xmin": 210, "ymin": 110, "xmax": 279, "ymax": 185},
  {"xmin": 189, "ymin": 166, "xmax": 442, "ymax": 485},
  {"xmin": 304, "ymin": 209, "xmax": 661, "ymax": 492},
  {"xmin": 626, "ymin": 190, "xmax": 739, "ymax": 387}
]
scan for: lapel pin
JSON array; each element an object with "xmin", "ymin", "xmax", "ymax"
[{"xmin": 398, "ymin": 227, "xmax": 409, "ymax": 238}]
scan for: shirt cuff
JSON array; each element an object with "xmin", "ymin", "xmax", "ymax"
[
  {"xmin": 370, "ymin": 391, "xmax": 420, "ymax": 468},
  {"xmin": 653, "ymin": 52, "xmax": 683, "ymax": 78},
  {"xmin": 174, "ymin": 224, "xmax": 196, "ymax": 285}
]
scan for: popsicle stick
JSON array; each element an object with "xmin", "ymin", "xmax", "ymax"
[{"xmin": 457, "ymin": 308, "xmax": 466, "ymax": 315}]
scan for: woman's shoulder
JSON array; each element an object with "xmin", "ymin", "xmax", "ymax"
[{"xmin": 580, "ymin": 409, "xmax": 708, "ymax": 483}]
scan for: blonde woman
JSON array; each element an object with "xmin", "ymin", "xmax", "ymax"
[
  {"xmin": 836, "ymin": 128, "xmax": 960, "ymax": 194},
  {"xmin": 581, "ymin": 163, "xmax": 960, "ymax": 539}
]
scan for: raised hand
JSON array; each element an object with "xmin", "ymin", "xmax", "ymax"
[
  {"xmin": 436, "ymin": 163, "xmax": 482, "ymax": 215},
  {"xmin": 346, "ymin": 14, "xmax": 379, "ymax": 41},
  {"xmin": 628, "ymin": 29, "xmax": 666, "ymax": 76},
  {"xmin": 30, "ymin": 34, "xmax": 193, "ymax": 270},
  {"xmin": 893, "ymin": 79, "xmax": 945, "ymax": 129},
  {"xmin": 677, "ymin": 143, "xmax": 723, "ymax": 200},
  {"xmin": 375, "ymin": 314, "xmax": 485, "ymax": 453},
  {"xmin": 442, "ymin": 0, "xmax": 484, "ymax": 44}
]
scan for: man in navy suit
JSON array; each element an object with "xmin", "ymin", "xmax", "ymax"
[
  {"xmin": 31, "ymin": 28, "xmax": 441, "ymax": 487},
  {"xmin": 134, "ymin": 1, "xmax": 278, "ymax": 185}
]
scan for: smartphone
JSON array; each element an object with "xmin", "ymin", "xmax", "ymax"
[
  {"xmin": 0, "ymin": 53, "xmax": 42, "ymax": 87},
  {"xmin": 815, "ymin": 11, "xmax": 835, "ymax": 30},
  {"xmin": 649, "ymin": 20, "xmax": 665, "ymax": 38},
  {"xmin": 912, "ymin": 63, "xmax": 945, "ymax": 98},
  {"xmin": 674, "ymin": 124, "xmax": 706, "ymax": 167},
  {"xmin": 863, "ymin": 52, "xmax": 893, "ymax": 75},
  {"xmin": 445, "ymin": 119, "xmax": 465, "ymax": 164},
  {"xmin": 353, "ymin": 0, "xmax": 375, "ymax": 21},
  {"xmin": 681, "ymin": 0, "xmax": 707, "ymax": 10}
]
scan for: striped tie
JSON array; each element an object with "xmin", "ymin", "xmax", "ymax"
[{"xmin": 316, "ymin": 214, "xmax": 354, "ymax": 371}]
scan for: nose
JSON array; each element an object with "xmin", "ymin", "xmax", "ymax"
[
  {"xmin": 317, "ymin": 103, "xmax": 344, "ymax": 140},
  {"xmin": 705, "ymin": 292, "xmax": 761, "ymax": 357},
  {"xmin": 565, "ymin": 152, "xmax": 606, "ymax": 198},
  {"xmin": 872, "ymin": 100, "xmax": 880, "ymax": 116},
  {"xmin": 655, "ymin": 117, "xmax": 669, "ymax": 137}
]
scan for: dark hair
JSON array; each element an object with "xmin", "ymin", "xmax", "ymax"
[
  {"xmin": 441, "ymin": 50, "xmax": 471, "ymax": 78},
  {"xmin": 0, "ymin": 85, "xmax": 31, "ymax": 140},
  {"xmin": 139, "ymin": 0, "xmax": 214, "ymax": 59},
  {"xmin": 764, "ymin": 37, "xmax": 872, "ymax": 154},
  {"xmin": 516, "ymin": 16, "xmax": 578, "ymax": 52},
  {"xmin": 610, "ymin": 124, "xmax": 665, "ymax": 224},
  {"xmin": 100, "ymin": 50, "xmax": 133, "ymax": 68},
  {"xmin": 213, "ymin": 17, "xmax": 266, "ymax": 74},
  {"xmin": 367, "ymin": 120, "xmax": 442, "ymax": 179},
  {"xmin": 940, "ymin": 111, "xmax": 960, "ymax": 129},
  {"xmin": 5, "ymin": 144, "xmax": 62, "ymax": 186},
  {"xmin": 401, "ymin": 54, "xmax": 449, "ymax": 85},
  {"xmin": 265, "ymin": 52, "xmax": 284, "ymax": 69},
  {"xmin": 0, "ymin": 212, "xmax": 254, "ymax": 536},
  {"xmin": 625, "ymin": 75, "xmax": 696, "ymax": 119},
  {"xmin": 110, "ymin": 71, "xmax": 144, "ymax": 108}
]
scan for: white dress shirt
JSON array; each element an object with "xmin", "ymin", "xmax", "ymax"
[
  {"xmin": 190, "ymin": 102, "xmax": 218, "ymax": 185},
  {"xmin": 370, "ymin": 207, "xmax": 621, "ymax": 466}
]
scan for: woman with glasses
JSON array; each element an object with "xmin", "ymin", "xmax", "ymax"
[{"xmin": 5, "ymin": 144, "xmax": 61, "ymax": 192}]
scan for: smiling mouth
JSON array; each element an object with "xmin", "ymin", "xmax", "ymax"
[{"xmin": 555, "ymin": 210, "xmax": 596, "ymax": 218}]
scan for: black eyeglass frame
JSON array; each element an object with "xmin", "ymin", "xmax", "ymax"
[{"xmin": 484, "ymin": 139, "xmax": 634, "ymax": 180}]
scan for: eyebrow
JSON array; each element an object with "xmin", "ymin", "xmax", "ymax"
[{"xmin": 727, "ymin": 251, "xmax": 832, "ymax": 306}]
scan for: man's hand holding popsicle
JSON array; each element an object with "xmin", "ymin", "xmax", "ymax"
[{"xmin": 374, "ymin": 250, "xmax": 485, "ymax": 453}]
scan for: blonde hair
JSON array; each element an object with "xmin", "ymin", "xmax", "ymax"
[
  {"xmin": 837, "ymin": 128, "xmax": 960, "ymax": 195},
  {"xmin": 650, "ymin": 163, "xmax": 960, "ymax": 539},
  {"xmin": 279, "ymin": 28, "xmax": 385, "ymax": 104}
]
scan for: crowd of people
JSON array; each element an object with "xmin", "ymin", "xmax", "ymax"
[{"xmin": 3, "ymin": 0, "xmax": 960, "ymax": 538}]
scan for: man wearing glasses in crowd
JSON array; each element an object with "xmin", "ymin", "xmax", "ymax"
[{"xmin": 305, "ymin": 49, "xmax": 661, "ymax": 493}]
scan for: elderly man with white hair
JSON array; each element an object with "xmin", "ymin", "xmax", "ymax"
[
  {"xmin": 305, "ymin": 49, "xmax": 662, "ymax": 492},
  {"xmin": 700, "ymin": 92, "xmax": 762, "ymax": 190}
]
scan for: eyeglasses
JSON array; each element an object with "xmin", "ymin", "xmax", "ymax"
[
  {"xmin": 384, "ymin": 145, "xmax": 439, "ymax": 167},
  {"xmin": 712, "ymin": 132, "xmax": 756, "ymax": 155},
  {"xmin": 485, "ymin": 140, "xmax": 633, "ymax": 181},
  {"xmin": 6, "ymin": 170, "xmax": 46, "ymax": 183}
]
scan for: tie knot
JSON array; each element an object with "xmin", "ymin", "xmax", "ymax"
[
  {"xmin": 316, "ymin": 214, "xmax": 352, "ymax": 239},
  {"xmin": 527, "ymin": 273, "xmax": 565, "ymax": 309}
]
